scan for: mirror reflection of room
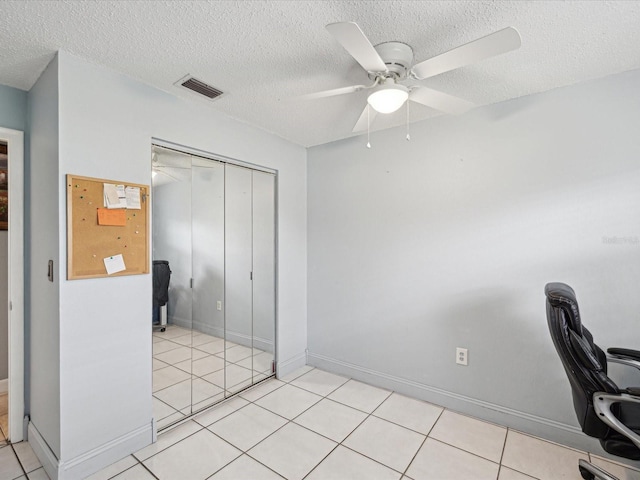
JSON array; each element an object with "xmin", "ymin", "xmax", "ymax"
[{"xmin": 151, "ymin": 145, "xmax": 275, "ymax": 430}]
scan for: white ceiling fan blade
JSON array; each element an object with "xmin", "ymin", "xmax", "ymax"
[
  {"xmin": 409, "ymin": 87, "xmax": 475, "ymax": 115},
  {"xmin": 352, "ymin": 104, "xmax": 377, "ymax": 132},
  {"xmin": 297, "ymin": 84, "xmax": 368, "ymax": 101},
  {"xmin": 412, "ymin": 27, "xmax": 521, "ymax": 80},
  {"xmin": 326, "ymin": 22, "xmax": 388, "ymax": 73}
]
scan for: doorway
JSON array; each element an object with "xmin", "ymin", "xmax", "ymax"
[
  {"xmin": 151, "ymin": 144, "xmax": 276, "ymax": 430},
  {"xmin": 0, "ymin": 127, "xmax": 24, "ymax": 444}
]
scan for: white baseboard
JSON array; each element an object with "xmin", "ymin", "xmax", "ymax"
[
  {"xmin": 191, "ymin": 321, "xmax": 224, "ymax": 340},
  {"xmin": 29, "ymin": 420, "xmax": 153, "ymax": 480},
  {"xmin": 276, "ymin": 351, "xmax": 307, "ymax": 378},
  {"xmin": 0, "ymin": 378, "xmax": 7, "ymax": 394},
  {"xmin": 307, "ymin": 352, "xmax": 607, "ymax": 455},
  {"xmin": 178, "ymin": 321, "xmax": 275, "ymax": 354},
  {"xmin": 28, "ymin": 422, "xmax": 60, "ymax": 480}
]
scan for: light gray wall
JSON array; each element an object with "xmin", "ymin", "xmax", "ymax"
[
  {"xmin": 52, "ymin": 50, "xmax": 306, "ymax": 465},
  {"xmin": 0, "ymin": 84, "xmax": 27, "ymax": 383},
  {"xmin": 0, "ymin": 84, "xmax": 27, "ymax": 131},
  {"xmin": 153, "ymin": 179, "xmax": 193, "ymax": 329},
  {"xmin": 307, "ymin": 68, "xmax": 640, "ymax": 451},
  {"xmin": 27, "ymin": 56, "xmax": 61, "ymax": 457},
  {"xmin": 191, "ymin": 162, "xmax": 225, "ymax": 338}
]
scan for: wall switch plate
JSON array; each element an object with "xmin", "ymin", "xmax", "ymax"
[
  {"xmin": 456, "ymin": 347, "xmax": 468, "ymax": 366},
  {"xmin": 216, "ymin": 300, "xmax": 222, "ymax": 311}
]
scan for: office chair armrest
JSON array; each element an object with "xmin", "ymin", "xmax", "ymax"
[
  {"xmin": 608, "ymin": 348, "xmax": 640, "ymax": 361},
  {"xmin": 593, "ymin": 392, "xmax": 640, "ymax": 451},
  {"xmin": 607, "ymin": 351, "xmax": 640, "ymax": 374}
]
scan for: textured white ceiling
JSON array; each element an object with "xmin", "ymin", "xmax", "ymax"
[{"xmin": 1, "ymin": 1, "xmax": 639, "ymax": 147}]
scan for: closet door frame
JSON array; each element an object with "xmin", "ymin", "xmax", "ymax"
[{"xmin": 151, "ymin": 138, "xmax": 279, "ymax": 376}]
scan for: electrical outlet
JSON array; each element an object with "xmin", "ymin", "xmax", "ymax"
[
  {"xmin": 456, "ymin": 347, "xmax": 468, "ymax": 366},
  {"xmin": 216, "ymin": 301, "xmax": 222, "ymax": 311}
]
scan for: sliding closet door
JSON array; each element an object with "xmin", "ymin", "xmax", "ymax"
[
  {"xmin": 191, "ymin": 158, "xmax": 225, "ymax": 409},
  {"xmin": 251, "ymin": 171, "xmax": 276, "ymax": 381},
  {"xmin": 153, "ymin": 146, "xmax": 277, "ymax": 429},
  {"xmin": 151, "ymin": 147, "xmax": 193, "ymax": 428},
  {"xmin": 224, "ymin": 165, "xmax": 254, "ymax": 395}
]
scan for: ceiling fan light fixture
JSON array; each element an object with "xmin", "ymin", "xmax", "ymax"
[{"xmin": 367, "ymin": 81, "xmax": 409, "ymax": 114}]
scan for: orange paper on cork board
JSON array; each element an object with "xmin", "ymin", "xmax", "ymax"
[{"xmin": 97, "ymin": 208, "xmax": 126, "ymax": 226}]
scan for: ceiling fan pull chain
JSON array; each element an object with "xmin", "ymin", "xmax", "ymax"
[
  {"xmin": 366, "ymin": 104, "xmax": 371, "ymax": 148},
  {"xmin": 406, "ymin": 100, "xmax": 411, "ymax": 141}
]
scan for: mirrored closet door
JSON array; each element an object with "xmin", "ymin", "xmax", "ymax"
[{"xmin": 151, "ymin": 145, "xmax": 276, "ymax": 430}]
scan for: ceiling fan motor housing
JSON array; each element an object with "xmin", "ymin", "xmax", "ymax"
[{"xmin": 371, "ymin": 41, "xmax": 414, "ymax": 80}]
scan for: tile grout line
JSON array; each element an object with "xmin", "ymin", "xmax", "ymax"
[
  {"xmin": 10, "ymin": 442, "xmax": 30, "ymax": 479},
  {"xmin": 138, "ymin": 460, "xmax": 161, "ymax": 480},
  {"xmin": 400, "ymin": 404, "xmax": 446, "ymax": 478},
  {"xmin": 495, "ymin": 427, "xmax": 511, "ymax": 480}
]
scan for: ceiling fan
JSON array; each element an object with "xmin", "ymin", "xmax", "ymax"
[{"xmin": 300, "ymin": 22, "xmax": 521, "ymax": 132}]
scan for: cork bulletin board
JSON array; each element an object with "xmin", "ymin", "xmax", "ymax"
[{"xmin": 67, "ymin": 174, "xmax": 149, "ymax": 280}]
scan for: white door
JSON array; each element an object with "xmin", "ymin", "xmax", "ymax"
[{"xmin": 0, "ymin": 127, "xmax": 24, "ymax": 443}]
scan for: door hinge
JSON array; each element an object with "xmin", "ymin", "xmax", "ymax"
[
  {"xmin": 271, "ymin": 360, "xmax": 276, "ymax": 374},
  {"xmin": 250, "ymin": 271, "xmax": 253, "ymax": 281},
  {"xmin": 190, "ymin": 278, "xmax": 193, "ymax": 288}
]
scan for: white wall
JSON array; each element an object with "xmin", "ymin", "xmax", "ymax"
[
  {"xmin": 153, "ymin": 179, "xmax": 193, "ymax": 329},
  {"xmin": 28, "ymin": 55, "xmax": 61, "ymax": 457},
  {"xmin": 51, "ymin": 50, "xmax": 306, "ymax": 471},
  {"xmin": 307, "ymin": 68, "xmax": 640, "ymax": 452}
]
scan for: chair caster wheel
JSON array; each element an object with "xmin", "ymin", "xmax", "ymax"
[{"xmin": 160, "ymin": 327, "xmax": 166, "ymax": 332}]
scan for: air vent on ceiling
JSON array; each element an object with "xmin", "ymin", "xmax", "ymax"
[{"xmin": 175, "ymin": 75, "xmax": 224, "ymax": 101}]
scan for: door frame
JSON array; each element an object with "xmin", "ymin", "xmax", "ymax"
[{"xmin": 0, "ymin": 127, "xmax": 24, "ymax": 442}]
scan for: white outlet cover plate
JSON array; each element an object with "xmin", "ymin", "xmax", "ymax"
[{"xmin": 456, "ymin": 347, "xmax": 468, "ymax": 366}]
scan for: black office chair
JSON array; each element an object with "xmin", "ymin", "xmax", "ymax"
[{"xmin": 545, "ymin": 282, "xmax": 640, "ymax": 480}]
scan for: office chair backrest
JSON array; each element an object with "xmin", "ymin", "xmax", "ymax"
[{"xmin": 545, "ymin": 282, "xmax": 619, "ymax": 438}]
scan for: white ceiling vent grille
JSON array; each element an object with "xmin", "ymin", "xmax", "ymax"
[{"xmin": 175, "ymin": 75, "xmax": 224, "ymax": 101}]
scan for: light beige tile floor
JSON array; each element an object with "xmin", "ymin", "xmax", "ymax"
[
  {"xmin": 0, "ymin": 393, "xmax": 8, "ymax": 448},
  {"xmin": 5, "ymin": 366, "xmax": 640, "ymax": 480}
]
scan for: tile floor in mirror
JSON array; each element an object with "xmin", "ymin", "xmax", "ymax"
[
  {"xmin": 153, "ymin": 325, "xmax": 275, "ymax": 429},
  {"xmin": 3, "ymin": 365, "xmax": 640, "ymax": 480}
]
